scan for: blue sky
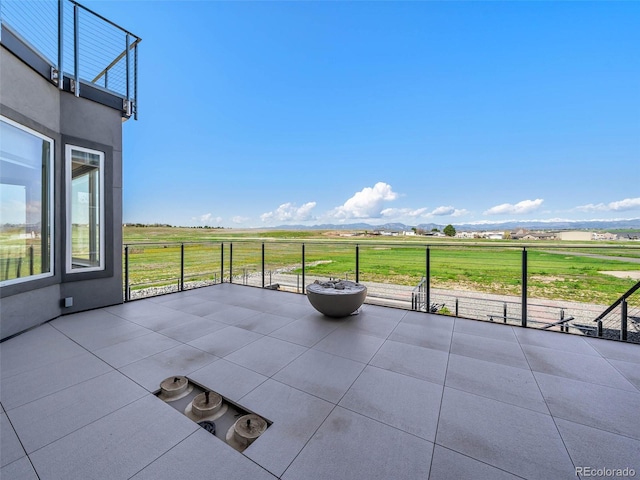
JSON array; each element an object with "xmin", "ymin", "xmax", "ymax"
[{"xmin": 85, "ymin": 0, "xmax": 639, "ymax": 228}]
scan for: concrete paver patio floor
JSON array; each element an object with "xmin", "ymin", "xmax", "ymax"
[{"xmin": 1, "ymin": 283, "xmax": 639, "ymax": 479}]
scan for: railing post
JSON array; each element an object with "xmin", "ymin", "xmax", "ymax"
[
  {"xmin": 180, "ymin": 243, "xmax": 184, "ymax": 291},
  {"xmin": 220, "ymin": 243, "xmax": 224, "ymax": 283},
  {"xmin": 455, "ymin": 298, "xmax": 459, "ymax": 317},
  {"xmin": 125, "ymin": 33, "xmax": 130, "ymax": 101},
  {"xmin": 355, "ymin": 244, "xmax": 360, "ymax": 283},
  {"xmin": 261, "ymin": 243, "xmax": 265, "ymax": 288},
  {"xmin": 522, "ymin": 248, "xmax": 528, "ymax": 328},
  {"xmin": 58, "ymin": 0, "xmax": 64, "ymax": 90},
  {"xmin": 134, "ymin": 40, "xmax": 138, "ymax": 120},
  {"xmin": 426, "ymin": 247, "xmax": 431, "ymax": 311},
  {"xmin": 411, "ymin": 292, "xmax": 415, "ymax": 310},
  {"xmin": 73, "ymin": 3, "xmax": 80, "ymax": 97},
  {"xmin": 597, "ymin": 320, "xmax": 603, "ymax": 337},
  {"xmin": 29, "ymin": 245, "xmax": 34, "ymax": 276},
  {"xmin": 124, "ymin": 245, "xmax": 130, "ymax": 302},
  {"xmin": 503, "ymin": 302, "xmax": 507, "ymax": 324},
  {"xmin": 302, "ymin": 243, "xmax": 305, "ymax": 294},
  {"xmin": 621, "ymin": 299, "xmax": 628, "ymax": 341},
  {"xmin": 229, "ymin": 242, "xmax": 233, "ymax": 284},
  {"xmin": 560, "ymin": 309, "xmax": 565, "ymax": 332}
]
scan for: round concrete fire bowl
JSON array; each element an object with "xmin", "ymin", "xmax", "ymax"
[{"xmin": 306, "ymin": 280, "xmax": 367, "ymax": 317}]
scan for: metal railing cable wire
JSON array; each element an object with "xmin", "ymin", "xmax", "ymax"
[
  {"xmin": 594, "ymin": 280, "xmax": 640, "ymax": 342},
  {"xmin": 122, "ymin": 240, "xmax": 640, "ymax": 343},
  {"xmin": 0, "ymin": 0, "xmax": 140, "ymax": 118}
]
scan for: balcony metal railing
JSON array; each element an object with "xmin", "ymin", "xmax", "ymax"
[
  {"xmin": 594, "ymin": 281, "xmax": 640, "ymax": 342},
  {"xmin": 122, "ymin": 240, "xmax": 640, "ymax": 343},
  {"xmin": 0, "ymin": 0, "xmax": 140, "ymax": 119}
]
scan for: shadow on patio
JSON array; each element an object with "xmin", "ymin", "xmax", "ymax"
[{"xmin": 2, "ymin": 283, "xmax": 639, "ymax": 479}]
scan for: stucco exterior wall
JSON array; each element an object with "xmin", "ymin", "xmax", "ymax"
[
  {"xmin": 0, "ymin": 47, "xmax": 60, "ymax": 133},
  {"xmin": 0, "ymin": 285, "xmax": 61, "ymax": 339},
  {"xmin": 0, "ymin": 44, "xmax": 124, "ymax": 339}
]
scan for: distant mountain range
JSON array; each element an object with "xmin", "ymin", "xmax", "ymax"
[{"xmin": 272, "ymin": 218, "xmax": 640, "ymax": 232}]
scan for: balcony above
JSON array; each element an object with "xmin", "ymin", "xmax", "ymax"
[{"xmin": 0, "ymin": 0, "xmax": 140, "ymax": 120}]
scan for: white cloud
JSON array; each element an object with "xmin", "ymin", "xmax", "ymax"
[
  {"xmin": 611, "ymin": 198, "xmax": 640, "ymax": 211},
  {"xmin": 464, "ymin": 216, "xmax": 639, "ymax": 226},
  {"xmin": 381, "ymin": 207, "xmax": 428, "ymax": 218},
  {"xmin": 428, "ymin": 206, "xmax": 469, "ymax": 218},
  {"xmin": 576, "ymin": 197, "xmax": 640, "ymax": 213},
  {"xmin": 484, "ymin": 199, "xmax": 543, "ymax": 215},
  {"xmin": 380, "ymin": 205, "xmax": 469, "ymax": 221},
  {"xmin": 193, "ymin": 213, "xmax": 222, "ymax": 225},
  {"xmin": 431, "ymin": 206, "xmax": 454, "ymax": 216},
  {"xmin": 450, "ymin": 208, "xmax": 469, "ymax": 217},
  {"xmin": 329, "ymin": 182, "xmax": 398, "ymax": 220},
  {"xmin": 232, "ymin": 216, "xmax": 249, "ymax": 224},
  {"xmin": 260, "ymin": 202, "xmax": 317, "ymax": 223}
]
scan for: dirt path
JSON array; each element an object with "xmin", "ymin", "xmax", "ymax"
[
  {"xmin": 541, "ymin": 250, "xmax": 640, "ymax": 263},
  {"xmin": 600, "ymin": 271, "xmax": 640, "ymax": 280}
]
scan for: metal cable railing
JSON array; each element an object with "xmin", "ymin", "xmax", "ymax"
[
  {"xmin": 0, "ymin": 0, "xmax": 58, "ymax": 63},
  {"xmin": 594, "ymin": 281, "xmax": 640, "ymax": 342},
  {"xmin": 413, "ymin": 284, "xmax": 594, "ymax": 334},
  {"xmin": 0, "ymin": 0, "xmax": 140, "ymax": 119},
  {"xmin": 122, "ymin": 240, "xmax": 640, "ymax": 343}
]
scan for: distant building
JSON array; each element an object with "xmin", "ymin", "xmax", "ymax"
[
  {"xmin": 558, "ymin": 231, "xmax": 593, "ymax": 241},
  {"xmin": 593, "ymin": 232, "xmax": 618, "ymax": 241},
  {"xmin": 510, "ymin": 229, "xmax": 529, "ymax": 240},
  {"xmin": 481, "ymin": 232, "xmax": 504, "ymax": 240},
  {"xmin": 509, "ymin": 229, "xmax": 557, "ymax": 241},
  {"xmin": 523, "ymin": 232, "xmax": 557, "ymax": 240},
  {"xmin": 455, "ymin": 231, "xmax": 477, "ymax": 239}
]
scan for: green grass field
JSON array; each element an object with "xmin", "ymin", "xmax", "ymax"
[
  {"xmin": 2, "ymin": 225, "xmax": 636, "ymax": 307},
  {"xmin": 122, "ymin": 226, "xmax": 640, "ymax": 306}
]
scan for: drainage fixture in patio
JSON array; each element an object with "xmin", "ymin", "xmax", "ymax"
[
  {"xmin": 185, "ymin": 390, "xmax": 228, "ymax": 423},
  {"xmin": 157, "ymin": 375, "xmax": 193, "ymax": 401},
  {"xmin": 226, "ymin": 413, "xmax": 268, "ymax": 452},
  {"xmin": 155, "ymin": 376, "xmax": 270, "ymax": 452}
]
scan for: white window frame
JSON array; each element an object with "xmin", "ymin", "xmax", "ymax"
[
  {"xmin": 0, "ymin": 115, "xmax": 54, "ymax": 287},
  {"xmin": 65, "ymin": 144, "xmax": 105, "ymax": 273}
]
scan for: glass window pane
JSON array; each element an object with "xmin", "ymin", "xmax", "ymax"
[
  {"xmin": 67, "ymin": 146, "xmax": 103, "ymax": 271},
  {"xmin": 0, "ymin": 117, "xmax": 53, "ymax": 284}
]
